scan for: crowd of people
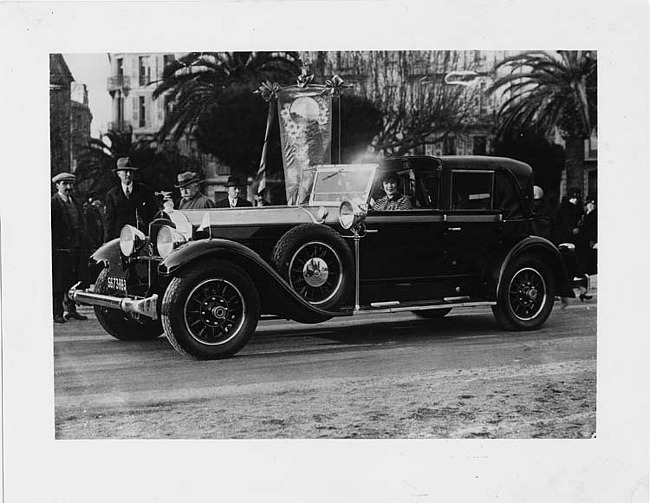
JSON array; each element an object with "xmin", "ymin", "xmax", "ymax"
[{"xmin": 50, "ymin": 157, "xmax": 252, "ymax": 324}]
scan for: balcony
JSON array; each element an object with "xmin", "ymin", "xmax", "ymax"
[
  {"xmin": 107, "ymin": 75, "xmax": 131, "ymax": 92},
  {"xmin": 108, "ymin": 120, "xmax": 132, "ymax": 133}
]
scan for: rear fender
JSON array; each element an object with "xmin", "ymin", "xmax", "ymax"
[
  {"xmin": 158, "ymin": 239, "xmax": 349, "ymax": 323},
  {"xmin": 485, "ymin": 236, "xmax": 572, "ymax": 297}
]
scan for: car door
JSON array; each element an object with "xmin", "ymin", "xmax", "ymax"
[
  {"xmin": 442, "ymin": 169, "xmax": 502, "ymax": 279},
  {"xmin": 358, "ymin": 167, "xmax": 448, "ymax": 303}
]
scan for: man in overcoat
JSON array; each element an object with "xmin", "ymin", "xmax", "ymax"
[
  {"xmin": 103, "ymin": 157, "xmax": 158, "ymax": 242},
  {"xmin": 176, "ymin": 171, "xmax": 215, "ymax": 210},
  {"xmin": 51, "ymin": 172, "xmax": 89, "ymax": 323},
  {"xmin": 214, "ymin": 176, "xmax": 253, "ymax": 208}
]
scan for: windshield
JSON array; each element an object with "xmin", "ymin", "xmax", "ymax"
[{"xmin": 303, "ymin": 164, "xmax": 377, "ymax": 206}]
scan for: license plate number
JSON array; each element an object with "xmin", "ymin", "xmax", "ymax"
[{"xmin": 107, "ymin": 276, "xmax": 127, "ymax": 293}]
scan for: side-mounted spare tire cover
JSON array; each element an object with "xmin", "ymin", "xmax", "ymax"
[{"xmin": 272, "ymin": 224, "xmax": 354, "ymax": 311}]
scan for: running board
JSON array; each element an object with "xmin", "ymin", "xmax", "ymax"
[{"xmin": 361, "ymin": 300, "xmax": 496, "ymax": 314}]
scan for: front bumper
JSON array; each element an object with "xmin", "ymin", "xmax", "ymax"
[{"xmin": 68, "ymin": 282, "xmax": 159, "ymax": 320}]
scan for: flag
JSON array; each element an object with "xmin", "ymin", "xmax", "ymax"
[{"xmin": 277, "ymin": 86, "xmax": 332, "ymax": 205}]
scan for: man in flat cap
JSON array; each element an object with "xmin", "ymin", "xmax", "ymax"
[
  {"xmin": 215, "ymin": 176, "xmax": 253, "ymax": 208},
  {"xmin": 103, "ymin": 157, "xmax": 158, "ymax": 242},
  {"xmin": 176, "ymin": 171, "xmax": 215, "ymax": 210},
  {"xmin": 51, "ymin": 172, "xmax": 88, "ymax": 323}
]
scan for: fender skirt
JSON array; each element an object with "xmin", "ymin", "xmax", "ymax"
[{"xmin": 158, "ymin": 239, "xmax": 351, "ymax": 324}]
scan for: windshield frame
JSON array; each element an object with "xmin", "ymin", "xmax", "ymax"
[{"xmin": 305, "ymin": 163, "xmax": 378, "ymax": 207}]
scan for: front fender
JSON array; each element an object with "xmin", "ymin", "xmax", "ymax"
[
  {"xmin": 487, "ymin": 236, "xmax": 572, "ymax": 297},
  {"xmin": 90, "ymin": 238, "xmax": 121, "ymax": 269},
  {"xmin": 158, "ymin": 239, "xmax": 350, "ymax": 323}
]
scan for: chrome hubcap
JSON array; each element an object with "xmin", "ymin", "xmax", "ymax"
[{"xmin": 303, "ymin": 257, "xmax": 329, "ymax": 287}]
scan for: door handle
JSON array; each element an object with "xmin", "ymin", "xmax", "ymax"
[
  {"xmin": 365, "ymin": 228, "xmax": 379, "ymax": 234},
  {"xmin": 447, "ymin": 227, "xmax": 462, "ymax": 232}
]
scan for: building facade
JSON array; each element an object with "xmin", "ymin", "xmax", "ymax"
[
  {"xmin": 107, "ymin": 52, "xmax": 231, "ymax": 200},
  {"xmin": 50, "ymin": 54, "xmax": 74, "ymax": 179}
]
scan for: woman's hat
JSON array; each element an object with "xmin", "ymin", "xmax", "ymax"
[{"xmin": 175, "ymin": 171, "xmax": 201, "ymax": 188}]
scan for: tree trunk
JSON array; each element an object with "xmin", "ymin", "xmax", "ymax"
[{"xmin": 564, "ymin": 137, "xmax": 585, "ymax": 194}]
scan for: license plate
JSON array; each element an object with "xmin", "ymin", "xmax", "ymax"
[{"xmin": 107, "ymin": 276, "xmax": 128, "ymax": 293}]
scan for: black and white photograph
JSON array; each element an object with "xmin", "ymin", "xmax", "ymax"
[
  {"xmin": 51, "ymin": 49, "xmax": 599, "ymax": 439},
  {"xmin": 1, "ymin": 1, "xmax": 648, "ymax": 502}
]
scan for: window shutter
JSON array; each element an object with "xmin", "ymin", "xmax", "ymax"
[{"xmin": 132, "ymin": 96, "xmax": 139, "ymax": 122}]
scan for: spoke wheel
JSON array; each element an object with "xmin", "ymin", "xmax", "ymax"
[
  {"xmin": 507, "ymin": 267, "xmax": 546, "ymax": 321},
  {"xmin": 183, "ymin": 278, "xmax": 246, "ymax": 346},
  {"xmin": 492, "ymin": 254, "xmax": 555, "ymax": 331},
  {"xmin": 288, "ymin": 241, "xmax": 343, "ymax": 306},
  {"xmin": 272, "ymin": 224, "xmax": 353, "ymax": 311},
  {"xmin": 162, "ymin": 260, "xmax": 260, "ymax": 359}
]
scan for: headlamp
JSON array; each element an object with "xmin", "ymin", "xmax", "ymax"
[
  {"xmin": 119, "ymin": 225, "xmax": 146, "ymax": 257},
  {"xmin": 156, "ymin": 225, "xmax": 187, "ymax": 259}
]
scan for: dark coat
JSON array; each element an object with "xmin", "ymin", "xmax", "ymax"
[
  {"xmin": 214, "ymin": 197, "xmax": 253, "ymax": 208},
  {"xmin": 103, "ymin": 182, "xmax": 159, "ymax": 242},
  {"xmin": 51, "ymin": 194, "xmax": 88, "ymax": 292},
  {"xmin": 555, "ymin": 198, "xmax": 583, "ymax": 245}
]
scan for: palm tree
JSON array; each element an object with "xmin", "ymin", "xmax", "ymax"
[
  {"xmin": 152, "ymin": 52, "xmax": 302, "ymax": 144},
  {"xmin": 488, "ymin": 51, "xmax": 597, "ymax": 192}
]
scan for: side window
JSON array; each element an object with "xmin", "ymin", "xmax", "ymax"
[
  {"xmin": 415, "ymin": 171, "xmax": 440, "ymax": 209},
  {"xmin": 451, "ymin": 171, "xmax": 494, "ymax": 210}
]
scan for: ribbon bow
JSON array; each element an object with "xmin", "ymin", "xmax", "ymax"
[
  {"xmin": 296, "ymin": 70, "xmax": 315, "ymax": 88},
  {"xmin": 255, "ymin": 80, "xmax": 281, "ymax": 102},
  {"xmin": 325, "ymin": 74, "xmax": 351, "ymax": 97}
]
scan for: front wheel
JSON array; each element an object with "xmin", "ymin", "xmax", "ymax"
[
  {"xmin": 492, "ymin": 254, "xmax": 555, "ymax": 330},
  {"xmin": 93, "ymin": 268, "xmax": 164, "ymax": 341},
  {"xmin": 161, "ymin": 260, "xmax": 260, "ymax": 359}
]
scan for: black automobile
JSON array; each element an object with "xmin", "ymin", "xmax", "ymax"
[{"xmin": 70, "ymin": 155, "xmax": 575, "ymax": 360}]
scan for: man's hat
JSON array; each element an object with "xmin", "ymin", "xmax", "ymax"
[
  {"xmin": 52, "ymin": 172, "xmax": 76, "ymax": 184},
  {"xmin": 567, "ymin": 187, "xmax": 582, "ymax": 198},
  {"xmin": 114, "ymin": 157, "xmax": 138, "ymax": 172},
  {"xmin": 224, "ymin": 175, "xmax": 247, "ymax": 187},
  {"xmin": 175, "ymin": 171, "xmax": 201, "ymax": 188}
]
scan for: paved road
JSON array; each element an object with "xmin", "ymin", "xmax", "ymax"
[{"xmin": 54, "ymin": 299, "xmax": 597, "ymax": 438}]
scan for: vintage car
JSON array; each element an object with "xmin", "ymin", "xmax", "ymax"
[{"xmin": 70, "ymin": 155, "xmax": 575, "ymax": 360}]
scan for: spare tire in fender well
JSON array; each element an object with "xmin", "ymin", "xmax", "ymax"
[{"xmin": 158, "ymin": 239, "xmax": 343, "ymax": 324}]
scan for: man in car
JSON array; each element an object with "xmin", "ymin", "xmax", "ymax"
[
  {"xmin": 51, "ymin": 172, "xmax": 89, "ymax": 323},
  {"xmin": 372, "ymin": 173, "xmax": 413, "ymax": 210},
  {"xmin": 215, "ymin": 176, "xmax": 253, "ymax": 208},
  {"xmin": 103, "ymin": 157, "xmax": 158, "ymax": 242},
  {"xmin": 176, "ymin": 171, "xmax": 215, "ymax": 210}
]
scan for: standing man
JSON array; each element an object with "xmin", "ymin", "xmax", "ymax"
[
  {"xmin": 176, "ymin": 171, "xmax": 216, "ymax": 210},
  {"xmin": 51, "ymin": 172, "xmax": 88, "ymax": 323},
  {"xmin": 215, "ymin": 176, "xmax": 253, "ymax": 208},
  {"xmin": 103, "ymin": 157, "xmax": 158, "ymax": 242},
  {"xmin": 555, "ymin": 187, "xmax": 583, "ymax": 245}
]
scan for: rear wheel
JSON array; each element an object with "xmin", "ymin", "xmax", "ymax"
[
  {"xmin": 161, "ymin": 260, "xmax": 260, "ymax": 360},
  {"xmin": 93, "ymin": 268, "xmax": 164, "ymax": 341},
  {"xmin": 492, "ymin": 254, "xmax": 555, "ymax": 330},
  {"xmin": 413, "ymin": 308, "xmax": 452, "ymax": 319}
]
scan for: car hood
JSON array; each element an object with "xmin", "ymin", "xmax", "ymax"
[{"xmin": 177, "ymin": 205, "xmax": 340, "ymax": 229}]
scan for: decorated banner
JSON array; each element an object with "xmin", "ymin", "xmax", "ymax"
[{"xmin": 277, "ymin": 85, "xmax": 333, "ymax": 205}]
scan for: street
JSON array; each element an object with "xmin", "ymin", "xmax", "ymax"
[{"xmin": 53, "ymin": 297, "xmax": 597, "ymax": 439}]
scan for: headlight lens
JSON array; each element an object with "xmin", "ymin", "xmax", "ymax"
[
  {"xmin": 339, "ymin": 201, "xmax": 355, "ymax": 229},
  {"xmin": 157, "ymin": 225, "xmax": 186, "ymax": 259},
  {"xmin": 119, "ymin": 225, "xmax": 146, "ymax": 257}
]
